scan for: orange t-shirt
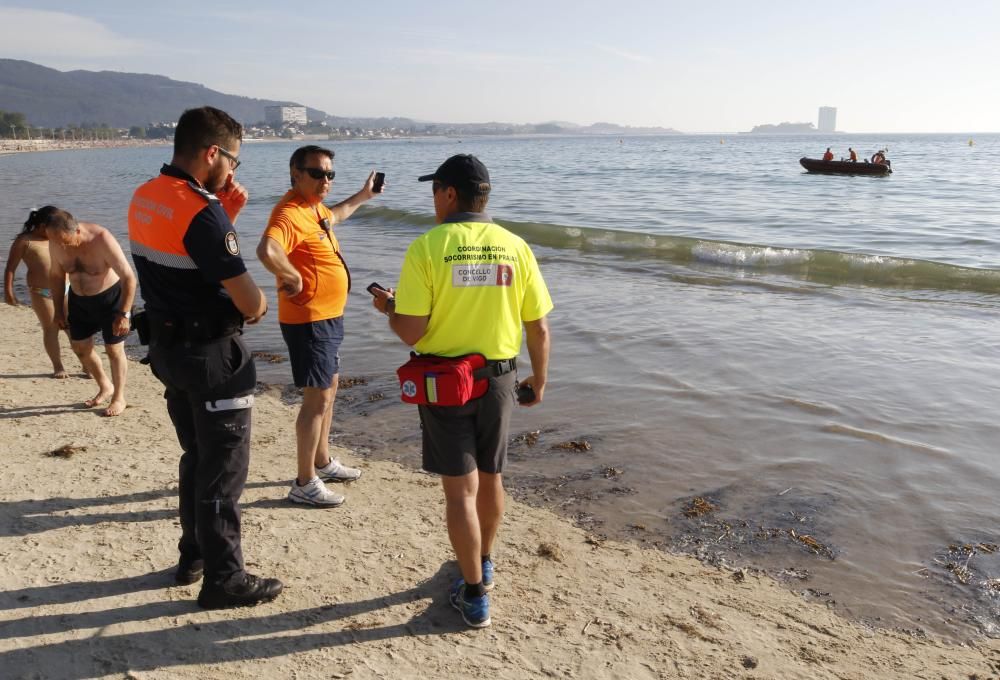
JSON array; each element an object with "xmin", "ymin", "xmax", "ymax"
[
  {"xmin": 263, "ymin": 191, "xmax": 349, "ymax": 324},
  {"xmin": 822, "ymin": 151, "xmax": 834, "ymax": 161}
]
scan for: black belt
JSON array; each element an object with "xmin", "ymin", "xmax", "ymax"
[
  {"xmin": 475, "ymin": 358, "xmax": 517, "ymax": 379},
  {"xmin": 149, "ymin": 313, "xmax": 242, "ymax": 346}
]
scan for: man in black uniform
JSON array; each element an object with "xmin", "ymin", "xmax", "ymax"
[{"xmin": 127, "ymin": 106, "xmax": 282, "ymax": 609}]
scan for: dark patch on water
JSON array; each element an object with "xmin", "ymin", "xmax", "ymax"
[
  {"xmin": 919, "ymin": 540, "xmax": 1000, "ymax": 638},
  {"xmin": 666, "ymin": 487, "xmax": 839, "ymax": 561}
]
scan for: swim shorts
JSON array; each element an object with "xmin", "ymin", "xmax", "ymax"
[{"xmin": 68, "ymin": 280, "xmax": 129, "ymax": 344}]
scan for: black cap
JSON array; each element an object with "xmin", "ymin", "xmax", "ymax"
[{"xmin": 418, "ymin": 154, "xmax": 491, "ymax": 194}]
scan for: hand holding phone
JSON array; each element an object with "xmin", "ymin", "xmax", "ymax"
[
  {"xmin": 366, "ymin": 282, "xmax": 388, "ymax": 296},
  {"xmin": 372, "ymin": 172, "xmax": 386, "ymax": 193},
  {"xmin": 516, "ymin": 383, "xmax": 536, "ymax": 405}
]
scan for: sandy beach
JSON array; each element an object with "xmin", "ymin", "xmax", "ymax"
[
  {"xmin": 0, "ymin": 139, "xmax": 171, "ymax": 156},
  {"xmin": 0, "ymin": 305, "xmax": 998, "ymax": 680}
]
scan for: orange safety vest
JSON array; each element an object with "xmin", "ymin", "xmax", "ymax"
[{"xmin": 129, "ymin": 174, "xmax": 216, "ymax": 269}]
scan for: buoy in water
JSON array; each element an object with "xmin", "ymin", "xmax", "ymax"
[{"xmin": 969, "ymin": 139, "xmax": 975, "ymax": 146}]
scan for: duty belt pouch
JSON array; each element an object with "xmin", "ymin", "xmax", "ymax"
[
  {"xmin": 397, "ymin": 353, "xmax": 488, "ymax": 406},
  {"xmin": 132, "ymin": 310, "xmax": 151, "ymax": 346}
]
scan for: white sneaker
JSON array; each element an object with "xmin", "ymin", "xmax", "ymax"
[
  {"xmin": 316, "ymin": 458, "xmax": 362, "ymax": 483},
  {"xmin": 288, "ymin": 477, "xmax": 345, "ymax": 507}
]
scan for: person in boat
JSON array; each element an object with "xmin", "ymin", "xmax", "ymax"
[
  {"xmin": 848, "ymin": 147, "xmax": 858, "ymax": 162},
  {"xmin": 822, "ymin": 148, "xmax": 834, "ymax": 161},
  {"xmin": 871, "ymin": 150, "xmax": 887, "ymax": 165}
]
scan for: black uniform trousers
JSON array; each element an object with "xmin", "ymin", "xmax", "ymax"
[{"xmin": 148, "ymin": 332, "xmax": 256, "ymax": 588}]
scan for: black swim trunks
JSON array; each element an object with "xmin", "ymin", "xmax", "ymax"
[{"xmin": 68, "ymin": 280, "xmax": 129, "ymax": 344}]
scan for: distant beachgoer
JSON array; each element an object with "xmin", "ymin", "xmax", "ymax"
[
  {"xmin": 4, "ymin": 209, "xmax": 72, "ymax": 378},
  {"xmin": 371, "ymin": 154, "xmax": 553, "ymax": 628},
  {"xmin": 822, "ymin": 148, "xmax": 834, "ymax": 161},
  {"xmin": 256, "ymin": 145, "xmax": 378, "ymax": 507},
  {"xmin": 849, "ymin": 147, "xmax": 858, "ymax": 162},
  {"xmin": 44, "ymin": 207, "xmax": 136, "ymax": 416}
]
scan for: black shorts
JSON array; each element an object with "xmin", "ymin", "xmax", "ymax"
[
  {"xmin": 280, "ymin": 316, "xmax": 344, "ymax": 389},
  {"xmin": 419, "ymin": 370, "xmax": 517, "ymax": 476},
  {"xmin": 68, "ymin": 281, "xmax": 128, "ymax": 345}
]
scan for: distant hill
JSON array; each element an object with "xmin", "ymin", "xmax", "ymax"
[
  {"xmin": 0, "ymin": 59, "xmax": 326, "ymax": 127},
  {"xmin": 747, "ymin": 121, "xmax": 820, "ymax": 134},
  {"xmin": 580, "ymin": 121, "xmax": 681, "ymax": 135},
  {"xmin": 0, "ymin": 59, "xmax": 683, "ymax": 135}
]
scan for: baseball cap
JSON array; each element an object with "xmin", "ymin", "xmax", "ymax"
[{"xmin": 418, "ymin": 154, "xmax": 491, "ymax": 194}]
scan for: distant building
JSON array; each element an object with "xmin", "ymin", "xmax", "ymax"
[
  {"xmin": 818, "ymin": 106, "xmax": 837, "ymax": 133},
  {"xmin": 265, "ymin": 105, "xmax": 307, "ymax": 126}
]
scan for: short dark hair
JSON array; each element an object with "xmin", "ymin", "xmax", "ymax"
[
  {"xmin": 173, "ymin": 106, "xmax": 243, "ymax": 158},
  {"xmin": 289, "ymin": 145, "xmax": 334, "ymax": 187},
  {"xmin": 27, "ymin": 205, "xmax": 77, "ymax": 234},
  {"xmin": 455, "ymin": 189, "xmax": 489, "ymax": 213}
]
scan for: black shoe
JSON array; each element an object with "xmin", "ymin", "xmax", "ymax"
[
  {"xmin": 175, "ymin": 558, "xmax": 204, "ymax": 585},
  {"xmin": 197, "ymin": 573, "xmax": 283, "ymax": 610}
]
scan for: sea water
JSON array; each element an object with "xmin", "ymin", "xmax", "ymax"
[{"xmin": 2, "ymin": 133, "xmax": 999, "ymax": 638}]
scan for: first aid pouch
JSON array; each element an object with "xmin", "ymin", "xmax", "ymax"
[{"xmin": 396, "ymin": 353, "xmax": 488, "ymax": 406}]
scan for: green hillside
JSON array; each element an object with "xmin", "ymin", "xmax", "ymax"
[{"xmin": 0, "ymin": 59, "xmax": 326, "ymax": 128}]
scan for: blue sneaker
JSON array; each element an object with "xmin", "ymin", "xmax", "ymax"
[
  {"xmin": 481, "ymin": 558, "xmax": 495, "ymax": 592},
  {"xmin": 449, "ymin": 579, "xmax": 491, "ymax": 628}
]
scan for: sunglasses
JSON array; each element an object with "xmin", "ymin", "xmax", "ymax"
[
  {"xmin": 215, "ymin": 146, "xmax": 241, "ymax": 170},
  {"xmin": 300, "ymin": 167, "xmax": 335, "ymax": 181}
]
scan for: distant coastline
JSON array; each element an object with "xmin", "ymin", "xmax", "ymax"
[
  {"xmin": 0, "ymin": 138, "xmax": 170, "ymax": 156},
  {"xmin": 743, "ymin": 122, "xmax": 837, "ymax": 134}
]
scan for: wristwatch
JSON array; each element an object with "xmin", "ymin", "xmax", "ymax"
[
  {"xmin": 114, "ymin": 310, "xmax": 132, "ymax": 320},
  {"xmin": 383, "ymin": 297, "xmax": 395, "ymax": 315}
]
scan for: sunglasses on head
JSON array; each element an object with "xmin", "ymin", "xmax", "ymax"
[{"xmin": 299, "ymin": 167, "xmax": 335, "ymax": 181}]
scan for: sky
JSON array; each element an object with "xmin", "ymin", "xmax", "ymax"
[{"xmin": 1, "ymin": 0, "xmax": 998, "ymax": 133}]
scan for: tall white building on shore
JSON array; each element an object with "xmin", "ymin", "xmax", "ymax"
[
  {"xmin": 818, "ymin": 106, "xmax": 837, "ymax": 133},
  {"xmin": 265, "ymin": 105, "xmax": 307, "ymax": 126}
]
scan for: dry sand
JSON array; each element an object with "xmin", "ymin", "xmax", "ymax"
[
  {"xmin": 0, "ymin": 139, "xmax": 170, "ymax": 155},
  {"xmin": 1, "ymin": 305, "xmax": 998, "ymax": 679}
]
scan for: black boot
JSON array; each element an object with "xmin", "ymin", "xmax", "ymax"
[
  {"xmin": 175, "ymin": 557, "xmax": 205, "ymax": 585},
  {"xmin": 197, "ymin": 573, "xmax": 283, "ymax": 609}
]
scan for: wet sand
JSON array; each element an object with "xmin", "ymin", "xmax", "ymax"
[{"xmin": 1, "ymin": 305, "xmax": 998, "ymax": 679}]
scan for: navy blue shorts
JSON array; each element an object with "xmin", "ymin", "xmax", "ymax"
[{"xmin": 280, "ymin": 317, "xmax": 344, "ymax": 389}]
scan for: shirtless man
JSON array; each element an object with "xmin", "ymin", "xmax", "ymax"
[
  {"xmin": 43, "ymin": 207, "xmax": 136, "ymax": 416},
  {"xmin": 4, "ymin": 208, "xmax": 72, "ymax": 378}
]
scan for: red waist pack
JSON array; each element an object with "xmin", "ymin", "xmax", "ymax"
[{"xmin": 396, "ymin": 353, "xmax": 488, "ymax": 406}]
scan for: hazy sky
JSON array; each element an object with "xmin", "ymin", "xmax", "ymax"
[{"xmin": 1, "ymin": 0, "xmax": 997, "ymax": 133}]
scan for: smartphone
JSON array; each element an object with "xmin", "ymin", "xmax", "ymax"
[
  {"xmin": 372, "ymin": 172, "xmax": 386, "ymax": 193},
  {"xmin": 366, "ymin": 282, "xmax": 387, "ymax": 296},
  {"xmin": 516, "ymin": 383, "xmax": 536, "ymax": 404}
]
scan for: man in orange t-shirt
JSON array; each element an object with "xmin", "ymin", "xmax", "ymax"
[
  {"xmin": 257, "ymin": 145, "xmax": 382, "ymax": 507},
  {"xmin": 822, "ymin": 147, "xmax": 834, "ymax": 161}
]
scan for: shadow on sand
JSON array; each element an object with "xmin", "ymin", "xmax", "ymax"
[{"xmin": 0, "ymin": 562, "xmax": 466, "ymax": 678}]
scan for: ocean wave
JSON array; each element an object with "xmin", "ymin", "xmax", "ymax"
[{"xmin": 360, "ymin": 206, "xmax": 1000, "ymax": 294}]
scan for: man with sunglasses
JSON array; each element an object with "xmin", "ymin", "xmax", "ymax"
[
  {"xmin": 370, "ymin": 154, "xmax": 552, "ymax": 628},
  {"xmin": 257, "ymin": 145, "xmax": 380, "ymax": 507},
  {"xmin": 128, "ymin": 106, "xmax": 282, "ymax": 609}
]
